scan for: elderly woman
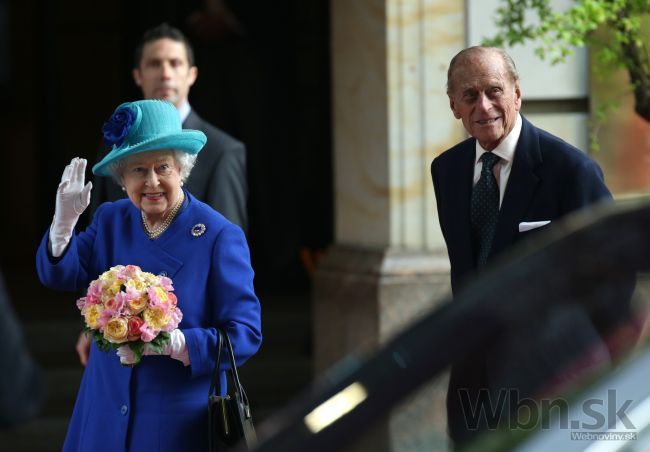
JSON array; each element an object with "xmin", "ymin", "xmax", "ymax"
[{"xmin": 36, "ymin": 100, "xmax": 262, "ymax": 451}]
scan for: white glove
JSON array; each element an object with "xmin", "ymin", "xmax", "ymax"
[
  {"xmin": 116, "ymin": 344, "xmax": 138, "ymax": 365},
  {"xmin": 49, "ymin": 158, "xmax": 93, "ymax": 257},
  {"xmin": 117, "ymin": 329, "xmax": 190, "ymax": 366}
]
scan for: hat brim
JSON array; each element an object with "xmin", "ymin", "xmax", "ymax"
[{"xmin": 92, "ymin": 130, "xmax": 207, "ymax": 176}]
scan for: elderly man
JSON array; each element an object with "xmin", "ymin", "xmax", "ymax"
[{"xmin": 431, "ymin": 46, "xmax": 624, "ymax": 447}]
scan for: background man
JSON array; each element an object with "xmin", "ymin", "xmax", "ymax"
[
  {"xmin": 92, "ymin": 23, "xmax": 248, "ymax": 230},
  {"xmin": 431, "ymin": 46, "xmax": 633, "ymax": 447}
]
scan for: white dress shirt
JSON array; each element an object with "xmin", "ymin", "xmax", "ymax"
[
  {"xmin": 473, "ymin": 113, "xmax": 523, "ymax": 207},
  {"xmin": 177, "ymin": 101, "xmax": 191, "ymax": 123}
]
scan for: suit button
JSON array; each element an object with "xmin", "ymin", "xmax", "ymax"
[{"xmin": 120, "ymin": 405, "xmax": 128, "ymax": 415}]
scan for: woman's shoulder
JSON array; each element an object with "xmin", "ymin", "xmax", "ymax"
[
  {"xmin": 185, "ymin": 193, "xmax": 242, "ymax": 234},
  {"xmin": 92, "ymin": 198, "xmax": 134, "ymax": 220}
]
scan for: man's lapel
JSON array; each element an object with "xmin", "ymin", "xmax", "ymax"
[
  {"xmin": 490, "ymin": 116, "xmax": 543, "ymax": 259},
  {"xmin": 182, "ymin": 109, "xmax": 201, "ymax": 129}
]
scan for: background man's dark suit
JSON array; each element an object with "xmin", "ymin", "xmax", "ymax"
[
  {"xmin": 92, "ymin": 109, "xmax": 248, "ymax": 230},
  {"xmin": 182, "ymin": 109, "xmax": 247, "ymax": 230},
  {"xmin": 432, "ymin": 115, "xmax": 618, "ymax": 445}
]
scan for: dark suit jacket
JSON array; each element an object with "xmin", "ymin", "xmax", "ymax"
[
  {"xmin": 432, "ymin": 115, "xmax": 611, "ymax": 294},
  {"xmin": 431, "ymin": 115, "xmax": 614, "ymax": 445},
  {"xmin": 92, "ymin": 110, "xmax": 248, "ymax": 230}
]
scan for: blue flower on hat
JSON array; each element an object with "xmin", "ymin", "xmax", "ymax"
[{"xmin": 102, "ymin": 106, "xmax": 137, "ymax": 147}]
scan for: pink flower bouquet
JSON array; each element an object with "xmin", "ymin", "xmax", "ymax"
[{"xmin": 76, "ymin": 265, "xmax": 183, "ymax": 365}]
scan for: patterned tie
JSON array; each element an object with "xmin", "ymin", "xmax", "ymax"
[{"xmin": 471, "ymin": 152, "xmax": 500, "ymax": 266}]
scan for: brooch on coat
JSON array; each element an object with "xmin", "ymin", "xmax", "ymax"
[{"xmin": 191, "ymin": 223, "xmax": 207, "ymax": 237}]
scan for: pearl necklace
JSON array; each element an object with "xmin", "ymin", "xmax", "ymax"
[{"xmin": 141, "ymin": 191, "xmax": 185, "ymax": 239}]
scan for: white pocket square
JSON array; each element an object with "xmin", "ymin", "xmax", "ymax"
[{"xmin": 518, "ymin": 221, "xmax": 551, "ymax": 232}]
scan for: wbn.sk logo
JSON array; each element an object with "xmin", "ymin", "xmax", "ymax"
[{"xmin": 459, "ymin": 389, "xmax": 636, "ymax": 432}]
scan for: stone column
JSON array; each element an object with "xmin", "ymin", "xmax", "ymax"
[{"xmin": 314, "ymin": 1, "xmax": 465, "ymax": 450}]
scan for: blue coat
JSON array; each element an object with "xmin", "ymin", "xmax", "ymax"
[{"xmin": 36, "ymin": 192, "xmax": 262, "ymax": 452}]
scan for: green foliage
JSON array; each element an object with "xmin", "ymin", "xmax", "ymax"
[
  {"xmin": 589, "ymin": 101, "xmax": 621, "ymax": 151},
  {"xmin": 88, "ymin": 328, "xmax": 119, "ymax": 352},
  {"xmin": 129, "ymin": 340, "xmax": 145, "ymax": 359},
  {"xmin": 146, "ymin": 331, "xmax": 171, "ymax": 355},
  {"xmin": 85, "ymin": 328, "xmax": 171, "ymax": 365},
  {"xmin": 484, "ymin": 0, "xmax": 650, "ymax": 125},
  {"xmin": 485, "ymin": 0, "xmax": 648, "ymax": 64}
]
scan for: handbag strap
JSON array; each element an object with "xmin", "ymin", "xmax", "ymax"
[
  {"xmin": 208, "ymin": 328, "xmax": 249, "ymax": 408},
  {"xmin": 221, "ymin": 330, "xmax": 245, "ymax": 394},
  {"xmin": 208, "ymin": 328, "xmax": 224, "ymax": 397}
]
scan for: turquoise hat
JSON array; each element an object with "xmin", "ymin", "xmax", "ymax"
[{"xmin": 92, "ymin": 100, "xmax": 207, "ymax": 176}]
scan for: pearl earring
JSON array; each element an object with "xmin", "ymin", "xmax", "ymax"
[
  {"xmin": 180, "ymin": 181, "xmax": 184, "ymax": 187},
  {"xmin": 121, "ymin": 187, "xmax": 126, "ymax": 192}
]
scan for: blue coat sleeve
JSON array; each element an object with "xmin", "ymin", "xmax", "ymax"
[
  {"xmin": 183, "ymin": 223, "xmax": 262, "ymax": 378},
  {"xmin": 35, "ymin": 204, "xmax": 106, "ymax": 292}
]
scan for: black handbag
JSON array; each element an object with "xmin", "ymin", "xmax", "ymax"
[{"xmin": 208, "ymin": 328, "xmax": 257, "ymax": 451}]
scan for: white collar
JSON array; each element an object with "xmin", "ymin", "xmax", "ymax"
[
  {"xmin": 177, "ymin": 101, "xmax": 191, "ymax": 124},
  {"xmin": 475, "ymin": 113, "xmax": 522, "ymax": 164}
]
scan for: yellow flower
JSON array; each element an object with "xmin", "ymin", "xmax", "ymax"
[
  {"xmin": 143, "ymin": 272, "xmax": 158, "ymax": 286},
  {"xmin": 104, "ymin": 280, "xmax": 123, "ymax": 299},
  {"xmin": 83, "ymin": 305, "xmax": 103, "ymax": 329},
  {"xmin": 127, "ymin": 278, "xmax": 146, "ymax": 292},
  {"xmin": 143, "ymin": 307, "xmax": 170, "ymax": 330},
  {"xmin": 104, "ymin": 317, "xmax": 129, "ymax": 343},
  {"xmin": 152, "ymin": 287, "xmax": 169, "ymax": 302},
  {"xmin": 100, "ymin": 268, "xmax": 119, "ymax": 282},
  {"xmin": 128, "ymin": 297, "xmax": 147, "ymax": 314}
]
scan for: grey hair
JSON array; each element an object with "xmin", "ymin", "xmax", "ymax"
[
  {"xmin": 107, "ymin": 150, "xmax": 197, "ymax": 185},
  {"xmin": 172, "ymin": 151, "xmax": 197, "ymax": 180},
  {"xmin": 446, "ymin": 46, "xmax": 519, "ymax": 94}
]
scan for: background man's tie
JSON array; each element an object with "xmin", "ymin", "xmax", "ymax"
[{"xmin": 471, "ymin": 152, "xmax": 500, "ymax": 266}]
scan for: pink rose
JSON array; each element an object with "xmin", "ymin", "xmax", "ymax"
[
  {"xmin": 127, "ymin": 316, "xmax": 145, "ymax": 341},
  {"xmin": 159, "ymin": 276, "xmax": 174, "ymax": 291},
  {"xmin": 98, "ymin": 310, "xmax": 112, "ymax": 329},
  {"xmin": 88, "ymin": 281, "xmax": 103, "ymax": 300},
  {"xmin": 117, "ymin": 264, "xmax": 141, "ymax": 280},
  {"xmin": 86, "ymin": 294, "xmax": 101, "ymax": 305},
  {"xmin": 125, "ymin": 285, "xmax": 140, "ymax": 301},
  {"xmin": 167, "ymin": 307, "xmax": 183, "ymax": 331},
  {"xmin": 104, "ymin": 296, "xmax": 125, "ymax": 315},
  {"xmin": 139, "ymin": 324, "xmax": 157, "ymax": 343},
  {"xmin": 146, "ymin": 287, "xmax": 161, "ymax": 305}
]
